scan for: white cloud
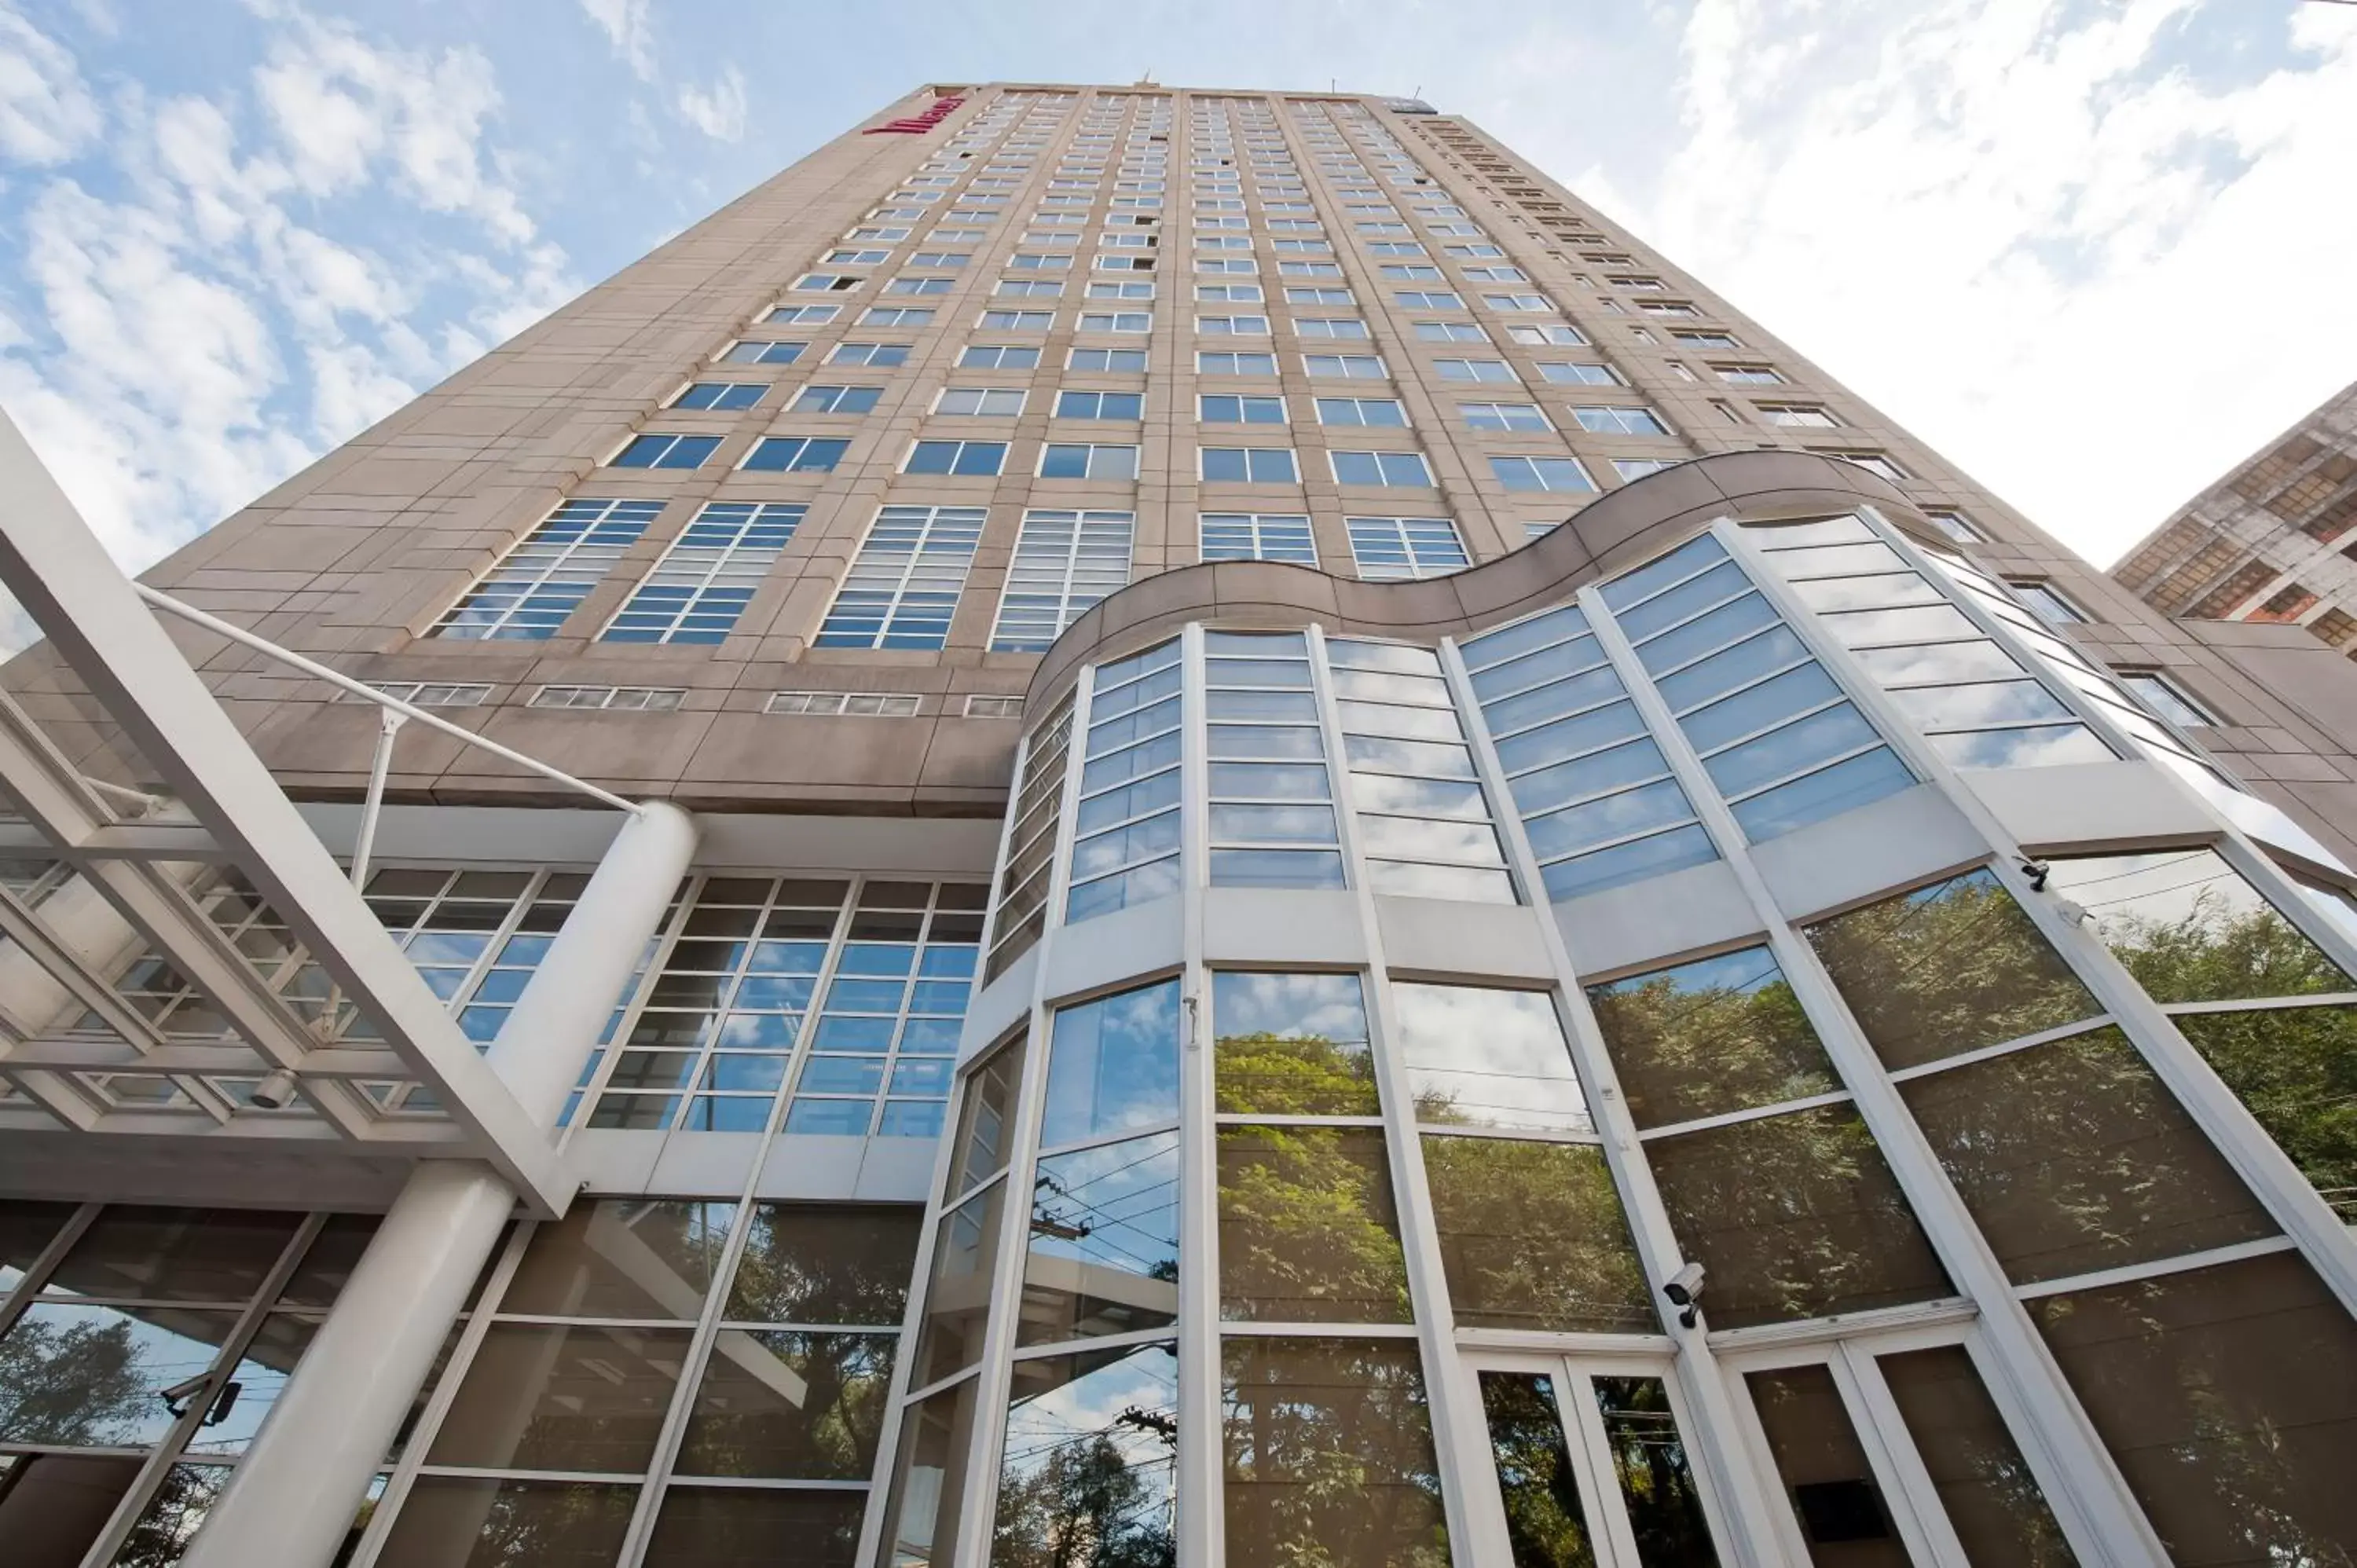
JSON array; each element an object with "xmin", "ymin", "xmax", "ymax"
[
  {"xmin": 579, "ymin": 0, "xmax": 655, "ymax": 81},
  {"xmin": 1574, "ymin": 0, "xmax": 2357, "ymax": 563},
  {"xmin": 676, "ymin": 64, "xmax": 747, "ymax": 142},
  {"xmin": 0, "ymin": 5, "xmax": 101, "ymax": 164},
  {"xmin": 0, "ymin": 3, "xmax": 581, "ymax": 641}
]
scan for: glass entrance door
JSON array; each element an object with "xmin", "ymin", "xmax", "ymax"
[
  {"xmin": 1724, "ymin": 1327, "xmax": 2080, "ymax": 1567},
  {"xmin": 1465, "ymin": 1353, "xmax": 1725, "ymax": 1567}
]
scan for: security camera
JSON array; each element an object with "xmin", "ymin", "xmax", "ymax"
[
  {"xmin": 1662, "ymin": 1262, "xmax": 1706, "ymax": 1329},
  {"xmin": 2019, "ymin": 859, "xmax": 2051, "ymax": 892},
  {"xmin": 248, "ymin": 1068, "xmax": 299, "ymax": 1110},
  {"xmin": 159, "ymin": 1373, "xmax": 213, "ymax": 1416}
]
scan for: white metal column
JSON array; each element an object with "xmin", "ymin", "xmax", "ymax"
[{"xmin": 180, "ymin": 801, "xmax": 699, "ymax": 1568}]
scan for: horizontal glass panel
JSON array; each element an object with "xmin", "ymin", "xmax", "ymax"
[
  {"xmin": 1523, "ymin": 779, "xmax": 1693, "ymax": 860},
  {"xmin": 1631, "ymin": 592, "xmax": 1776, "ymax": 675},
  {"xmin": 1364, "ymin": 861, "xmax": 1517, "ymax": 903},
  {"xmin": 1586, "ymin": 945, "xmax": 1841, "ymax": 1128},
  {"xmin": 1820, "ymin": 603, "xmax": 1981, "ymax": 647},
  {"xmin": 1209, "ymin": 724, "xmax": 1325, "ymax": 760},
  {"xmin": 1350, "ymin": 774, "xmax": 1489, "ymax": 819},
  {"xmin": 0, "ymin": 1302, "xmax": 239, "ymax": 1448},
  {"xmin": 673, "ymin": 1331, "xmax": 895, "ymax": 1478},
  {"xmin": 1889, "ymin": 679, "xmax": 2073, "ymax": 731},
  {"xmin": 49, "ymin": 1207, "xmax": 301, "ymax": 1304},
  {"xmin": 1747, "ymin": 515, "xmax": 1876, "ymax": 549},
  {"xmin": 1068, "ymin": 855, "xmax": 1182, "ymax": 921},
  {"xmin": 1601, "ymin": 533, "xmax": 1726, "ymax": 610},
  {"xmin": 2169, "ymin": 1006, "xmax": 2357, "ymax": 1219},
  {"xmin": 1539, "ymin": 823, "xmax": 1718, "ymax": 901},
  {"xmin": 1208, "ymin": 658, "xmax": 1313, "ymax": 688},
  {"xmin": 1343, "ymin": 735, "xmax": 1477, "ymax": 778},
  {"xmin": 1212, "ymin": 761, "xmax": 1332, "ymax": 799},
  {"xmin": 1218, "ymin": 1126, "xmax": 1410, "ymax": 1321},
  {"xmin": 1645, "ymin": 1105, "xmax": 1951, "ymax": 1328},
  {"xmin": 430, "ymin": 1322, "xmax": 691, "ymax": 1471},
  {"xmin": 1512, "ymin": 737, "xmax": 1673, "ymax": 814},
  {"xmin": 1902, "ymin": 1027, "xmax": 2277, "ymax": 1284},
  {"xmin": 1086, "ymin": 697, "xmax": 1180, "ymax": 757},
  {"xmin": 1469, "ymin": 636, "xmax": 1610, "ymax": 703},
  {"xmin": 1428, "ymin": 1138, "xmax": 1652, "ymax": 1332},
  {"xmin": 1729, "ymin": 747, "xmax": 1912, "ymax": 840},
  {"xmin": 1393, "ymin": 982, "xmax": 1593, "ymax": 1134},
  {"xmin": 504, "ymin": 1200, "xmax": 736, "ymax": 1319},
  {"xmin": 1786, "ymin": 570, "xmax": 1945, "ymax": 614},
  {"xmin": 1481, "ymin": 664, "xmax": 1629, "ymax": 736},
  {"xmin": 1091, "ymin": 664, "xmax": 1182, "ymax": 719},
  {"xmin": 1207, "ymin": 631, "xmax": 1307, "ymax": 657},
  {"xmin": 1356, "ymin": 815, "xmax": 1505, "ymax": 865},
  {"xmin": 1929, "ymin": 724, "xmax": 2115, "ymax": 769},
  {"xmin": 1652, "ymin": 624, "xmax": 1810, "ymax": 712},
  {"xmin": 1072, "ymin": 811, "xmax": 1182, "ymax": 877},
  {"xmin": 1460, "ymin": 603, "xmax": 1589, "ymax": 672},
  {"xmin": 1703, "ymin": 703, "xmax": 1879, "ymax": 797},
  {"xmin": 1208, "ymin": 688, "xmax": 1318, "ymax": 722},
  {"xmin": 998, "ymin": 1343, "xmax": 1179, "ymax": 1559},
  {"xmin": 1851, "ymin": 637, "xmax": 2025, "ymax": 687},
  {"xmin": 1805, "ymin": 868, "xmax": 2100, "ymax": 1071},
  {"xmin": 379, "ymin": 1478, "xmax": 637, "ymax": 1568},
  {"xmin": 643, "ymin": 1487, "xmax": 863, "ymax": 1566},
  {"xmin": 1332, "ymin": 669, "xmax": 1452, "ymax": 705},
  {"xmin": 1211, "ymin": 803, "xmax": 1339, "ymax": 843},
  {"xmin": 1211, "ymin": 848, "xmax": 1347, "ymax": 888},
  {"xmin": 1338, "ymin": 701, "xmax": 1462, "ymax": 742},
  {"xmin": 1077, "ymin": 768, "xmax": 1182, "ymax": 833},
  {"xmin": 1080, "ymin": 731, "xmax": 1182, "ymax": 793},
  {"xmin": 1329, "ymin": 639, "xmax": 1443, "ymax": 675},
  {"xmin": 1770, "ymin": 540, "xmax": 1908, "ymax": 578},
  {"xmin": 1042, "ymin": 980, "xmax": 1182, "ymax": 1149},
  {"xmin": 1614, "ymin": 558, "xmax": 1751, "ymax": 642}
]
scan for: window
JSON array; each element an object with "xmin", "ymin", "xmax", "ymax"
[
  {"xmin": 907, "ymin": 251, "xmax": 968, "ymax": 268},
  {"xmin": 977, "ymin": 308, "xmax": 1053, "ymax": 329},
  {"xmin": 722, "ymin": 339, "xmax": 806, "ymax": 365},
  {"xmin": 1490, "ymin": 456, "xmax": 1596, "ymax": 494},
  {"xmin": 794, "ymin": 384, "xmax": 882, "ymax": 415},
  {"xmin": 1394, "ymin": 290, "xmax": 1462, "ymax": 310},
  {"xmin": 1331, "ymin": 449, "xmax": 1435, "ymax": 487},
  {"xmin": 1677, "ymin": 331, "xmax": 1743, "ymax": 347},
  {"xmin": 964, "ymin": 694, "xmax": 1024, "ymax": 718},
  {"xmin": 1198, "ymin": 394, "xmax": 1286, "ymax": 426},
  {"xmin": 1921, "ymin": 508, "xmax": 1982, "ymax": 544},
  {"xmin": 603, "ymin": 503, "xmax": 805, "ymax": 644},
  {"xmin": 827, "ymin": 342, "xmax": 909, "ymax": 367},
  {"xmin": 530, "ymin": 683, "xmax": 684, "ymax": 711},
  {"xmin": 859, "ymin": 306, "xmax": 934, "ymax": 327},
  {"xmin": 814, "ymin": 505, "xmax": 988, "ymax": 649},
  {"xmin": 1078, "ymin": 310, "xmax": 1152, "ymax": 332},
  {"xmin": 351, "ymin": 681, "xmax": 490, "ymax": 707},
  {"xmin": 1434, "ymin": 357, "xmax": 1516, "ymax": 383},
  {"xmin": 1379, "ymin": 264, "xmax": 1445, "ymax": 280},
  {"xmin": 1303, "ymin": 353, "xmax": 1386, "ymax": 379},
  {"xmin": 1483, "ymin": 293, "xmax": 1554, "ymax": 313},
  {"xmin": 1612, "ymin": 458, "xmax": 1674, "ymax": 481},
  {"xmin": 1635, "ymin": 300, "xmax": 1701, "ymax": 317},
  {"xmin": 1285, "ymin": 286, "xmax": 1353, "ymax": 305},
  {"xmin": 793, "ymin": 274, "xmax": 861, "ymax": 292},
  {"xmin": 1810, "ymin": 449, "xmax": 1910, "ymax": 482},
  {"xmin": 1200, "ymin": 447, "xmax": 1299, "ymax": 483},
  {"xmin": 1347, "ymin": 516, "xmax": 1469, "ymax": 580},
  {"xmin": 1006, "ymin": 254, "xmax": 1072, "ymax": 271},
  {"xmin": 1198, "ymin": 283, "xmax": 1264, "ymax": 302},
  {"xmin": 741, "ymin": 437, "xmax": 849, "ymax": 473},
  {"xmin": 1200, "ymin": 512, "xmax": 1315, "ymax": 564},
  {"xmin": 1087, "ymin": 280, "xmax": 1155, "ymax": 299},
  {"xmin": 433, "ymin": 499, "xmax": 660, "ymax": 640},
  {"xmin": 1442, "ymin": 242, "xmax": 1505, "ymax": 259},
  {"xmin": 1715, "ymin": 364, "xmax": 1783, "ymax": 384},
  {"xmin": 768, "ymin": 690, "xmax": 924, "ymax": 716},
  {"xmin": 1462, "ymin": 266, "xmax": 1529, "ymax": 284},
  {"xmin": 889, "ymin": 277, "xmax": 959, "ymax": 296},
  {"xmin": 992, "ymin": 279, "xmax": 1061, "ymax": 299},
  {"xmin": 1198, "ymin": 314, "xmax": 1270, "ymax": 335},
  {"xmin": 903, "ymin": 440, "xmax": 1006, "ymax": 477},
  {"xmin": 1759, "ymin": 405, "xmax": 1838, "ymax": 428},
  {"xmin": 1039, "ymin": 443, "xmax": 1140, "ymax": 481},
  {"xmin": 1056, "ymin": 390, "xmax": 1144, "ymax": 419},
  {"xmin": 1071, "ymin": 347, "xmax": 1149, "ymax": 372},
  {"xmin": 990, "ymin": 509, "xmax": 1135, "ymax": 651},
  {"xmin": 1198, "ymin": 350, "xmax": 1277, "ymax": 376},
  {"xmin": 1571, "ymin": 406, "xmax": 1670, "ymax": 436},
  {"xmin": 670, "ymin": 382, "xmax": 766, "ymax": 411},
  {"xmin": 1295, "ymin": 317, "xmax": 1369, "ymax": 339},
  {"xmin": 2008, "ymin": 580, "xmax": 2091, "ymax": 625},
  {"xmin": 1506, "ymin": 323, "xmax": 1587, "ymax": 346},
  {"xmin": 768, "ymin": 305, "xmax": 841, "ymax": 325},
  {"xmin": 2117, "ymin": 671, "xmax": 2218, "ymax": 727},
  {"xmin": 934, "ymin": 387, "xmax": 1026, "ymax": 416},
  {"xmin": 1196, "ymin": 257, "xmax": 1257, "ymax": 273},
  {"xmin": 1538, "ymin": 361, "xmax": 1622, "ymax": 387},
  {"xmin": 961, "ymin": 343, "xmax": 1040, "ymax": 370},
  {"xmin": 1460, "ymin": 401, "xmax": 1550, "ymax": 431},
  {"xmin": 610, "ymin": 433, "xmax": 720, "ymax": 470}
]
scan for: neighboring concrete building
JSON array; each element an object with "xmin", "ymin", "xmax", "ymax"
[
  {"xmin": 0, "ymin": 82, "xmax": 2353, "ymax": 1568},
  {"xmin": 2115, "ymin": 379, "xmax": 2357, "ymax": 647}
]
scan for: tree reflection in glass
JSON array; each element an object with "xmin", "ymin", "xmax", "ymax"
[
  {"xmin": 1877, "ymin": 1346, "xmax": 2077, "ymax": 1566},
  {"xmin": 1391, "ymin": 984, "xmax": 1593, "ymax": 1134},
  {"xmin": 1422, "ymin": 1137, "xmax": 1652, "ymax": 1332},
  {"xmin": 1222, "ymin": 1338, "xmax": 1451, "ymax": 1568},
  {"xmin": 2044, "ymin": 849, "xmax": 2354, "ymax": 1005},
  {"xmin": 1043, "ymin": 980, "xmax": 1182, "ymax": 1149},
  {"xmin": 1805, "ymin": 868, "xmax": 2099, "ymax": 1069},
  {"xmin": 1590, "ymin": 1377, "xmax": 1720, "ymax": 1565},
  {"xmin": 375, "ymin": 1476, "xmax": 639, "ymax": 1568},
  {"xmin": 1644, "ymin": 1106, "xmax": 1949, "ymax": 1328},
  {"xmin": 1218, "ymin": 1126, "xmax": 1411, "ymax": 1322},
  {"xmin": 993, "ymin": 1341, "xmax": 1178, "ymax": 1567},
  {"xmin": 1900, "ymin": 1027, "xmax": 2276, "ymax": 1284},
  {"xmin": 723, "ymin": 1202, "xmax": 921, "ymax": 1325},
  {"xmin": 915, "ymin": 1182, "xmax": 1006, "ymax": 1385},
  {"xmin": 501, "ymin": 1198, "xmax": 739, "ymax": 1320},
  {"xmin": 1214, "ymin": 971, "xmax": 1378, "ymax": 1116},
  {"xmin": 673, "ymin": 1331, "xmax": 896, "ymax": 1478},
  {"xmin": 0, "ymin": 1302, "xmax": 237, "ymax": 1448},
  {"xmin": 1023, "ymin": 1133, "xmax": 1181, "ymax": 1346},
  {"xmin": 1478, "ymin": 1372, "xmax": 1599, "ymax": 1568},
  {"xmin": 2170, "ymin": 1004, "xmax": 2357, "ymax": 1221},
  {"xmin": 1585, "ymin": 947, "xmax": 1839, "ymax": 1128}
]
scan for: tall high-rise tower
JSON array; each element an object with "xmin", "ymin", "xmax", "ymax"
[{"xmin": 0, "ymin": 82, "xmax": 2354, "ymax": 1568}]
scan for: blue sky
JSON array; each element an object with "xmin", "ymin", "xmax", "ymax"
[{"xmin": 2, "ymin": 0, "xmax": 2352, "ymax": 606}]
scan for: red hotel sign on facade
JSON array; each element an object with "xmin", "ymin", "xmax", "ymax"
[{"xmin": 864, "ymin": 95, "xmax": 966, "ymax": 134}]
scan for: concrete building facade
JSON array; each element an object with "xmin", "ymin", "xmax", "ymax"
[{"xmin": 0, "ymin": 81, "xmax": 2353, "ymax": 1568}]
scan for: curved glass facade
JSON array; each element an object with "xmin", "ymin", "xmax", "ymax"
[{"xmin": 874, "ymin": 508, "xmax": 2357, "ymax": 1566}]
